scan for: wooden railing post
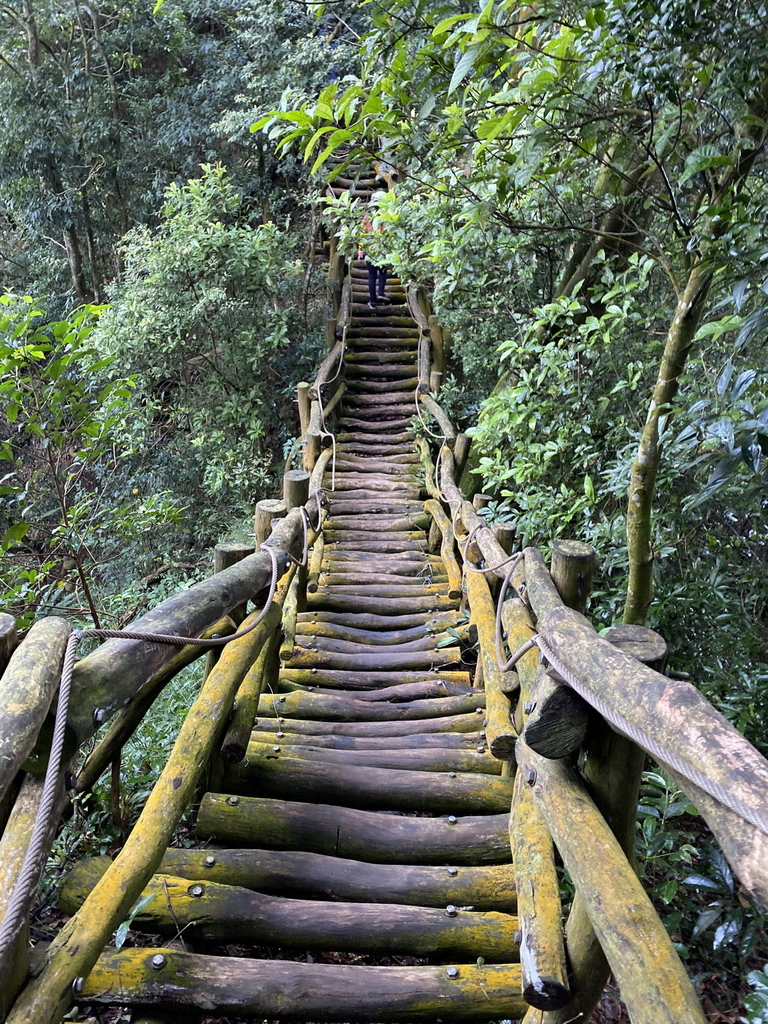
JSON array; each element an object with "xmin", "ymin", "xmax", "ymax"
[
  {"xmin": 297, "ymin": 382, "xmax": 311, "ymax": 438},
  {"xmin": 254, "ymin": 499, "xmax": 287, "ymax": 547},
  {"xmin": 204, "ymin": 542, "xmax": 255, "ymax": 678},
  {"xmin": 283, "ymin": 470, "xmax": 310, "ymax": 512},
  {"xmin": 0, "ymin": 613, "xmax": 18, "ymax": 677}
]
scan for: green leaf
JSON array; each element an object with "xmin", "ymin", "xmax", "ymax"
[
  {"xmin": 680, "ymin": 145, "xmax": 732, "ymax": 185},
  {"xmin": 1, "ymin": 521, "xmax": 29, "ymax": 551}
]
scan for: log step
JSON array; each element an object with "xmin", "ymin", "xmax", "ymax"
[
  {"xmin": 79, "ymin": 949, "xmax": 527, "ymax": 1021},
  {"xmin": 197, "ymin": 794, "xmax": 511, "ymax": 864}
]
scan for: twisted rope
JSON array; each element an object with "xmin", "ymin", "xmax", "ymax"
[{"xmin": 0, "ymin": 542, "xmax": 283, "ymax": 965}]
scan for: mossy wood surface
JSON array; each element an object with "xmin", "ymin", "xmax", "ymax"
[
  {"xmin": 63, "ymin": 849, "xmax": 518, "ymax": 911},
  {"xmin": 516, "ymin": 738, "xmax": 707, "ymax": 1024},
  {"xmin": 540, "ymin": 603, "xmax": 768, "ymax": 908},
  {"xmin": 63, "ymin": 872, "xmax": 520, "ymax": 961},
  {"xmin": 0, "ymin": 617, "xmax": 70, "ymax": 802},
  {"xmin": 68, "ymin": 508, "xmax": 306, "ymax": 745},
  {"xmin": 197, "ymin": 793, "xmax": 511, "ymax": 864},
  {"xmin": 80, "ymin": 949, "xmax": 527, "ymax": 1021},
  {"xmin": 6, "ymin": 580, "xmax": 289, "ymax": 1024}
]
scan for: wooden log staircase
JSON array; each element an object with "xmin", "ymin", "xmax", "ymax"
[
  {"xmin": 50, "ymin": 263, "xmax": 529, "ymax": 1021},
  {"xmin": 3, "ymin": 167, "xmax": 768, "ymax": 1024}
]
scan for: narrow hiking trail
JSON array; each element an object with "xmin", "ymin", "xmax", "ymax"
[{"xmin": 57, "ymin": 255, "xmax": 528, "ymax": 1021}]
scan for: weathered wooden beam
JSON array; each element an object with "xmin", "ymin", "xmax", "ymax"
[
  {"xmin": 219, "ymin": 612, "xmax": 281, "ymax": 764},
  {"xmin": 79, "ymin": 949, "xmax": 528, "ymax": 1021},
  {"xmin": 67, "ymin": 509, "xmax": 303, "ymax": 747},
  {"xmin": 249, "ymin": 727, "xmax": 481, "ymax": 750},
  {"xmin": 419, "ymin": 394, "xmax": 456, "ymax": 440},
  {"xmin": 63, "ymin": 849, "xmax": 518, "ymax": 912},
  {"xmin": 254, "ymin": 712, "xmax": 484, "ymax": 739},
  {"xmin": 257, "ymin": 688, "xmax": 484, "ymax": 722},
  {"xmin": 224, "ymin": 751, "xmax": 510, "ymax": 813},
  {"xmin": 0, "ymin": 617, "xmax": 70, "ymax": 803},
  {"xmin": 504, "ymin": 597, "xmax": 568, "ymax": 1012},
  {"xmin": 197, "ymin": 794, "xmax": 512, "ymax": 864},
  {"xmin": 63, "ymin": 873, "xmax": 520, "ymax": 962},
  {"xmin": 76, "ymin": 616, "xmax": 237, "ymax": 796},
  {"xmin": 511, "ymin": 769, "xmax": 569, "ymax": 1011},
  {"xmin": 465, "ymin": 569, "xmax": 517, "ymax": 762},
  {"xmin": 283, "ymin": 469, "xmax": 310, "ymax": 511},
  {"xmin": 0, "ymin": 767, "xmax": 72, "ymax": 1015},
  {"xmin": 0, "ymin": 612, "xmax": 18, "ymax": 676},
  {"xmin": 8, "ymin": 580, "xmax": 289, "ymax": 1024},
  {"xmin": 424, "ymin": 499, "xmax": 462, "ymax": 599},
  {"xmin": 539, "ymin": 603, "xmax": 768, "ymax": 910},
  {"xmin": 516, "ymin": 738, "xmax": 707, "ymax": 1024},
  {"xmin": 243, "ymin": 741, "xmax": 502, "ymax": 775}
]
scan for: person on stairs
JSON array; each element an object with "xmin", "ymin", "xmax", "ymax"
[{"xmin": 357, "ymin": 191, "xmax": 392, "ymax": 309}]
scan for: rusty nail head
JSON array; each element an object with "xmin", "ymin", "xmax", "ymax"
[
  {"xmin": 278, "ymin": 696, "xmax": 286, "ymax": 703},
  {"xmin": 445, "ymin": 905, "xmax": 457, "ymax": 917},
  {"xmin": 446, "ymin": 967, "xmax": 459, "ymax": 980},
  {"xmin": 476, "ymin": 745, "xmax": 485, "ymax": 753},
  {"xmin": 204, "ymin": 855, "xmax": 216, "ymax": 867},
  {"xmin": 447, "ymin": 815, "xmax": 458, "ymax": 825},
  {"xmin": 525, "ymin": 768, "xmax": 537, "ymax": 786},
  {"xmin": 151, "ymin": 954, "xmax": 166, "ymax": 970},
  {"xmin": 447, "ymin": 866, "xmax": 458, "ymax": 876},
  {"xmin": 227, "ymin": 795, "xmax": 240, "ymax": 806},
  {"xmin": 272, "ymin": 745, "xmax": 281, "ymax": 752},
  {"xmin": 189, "ymin": 884, "xmax": 204, "ymax": 897},
  {"xmin": 277, "ymin": 731, "xmax": 285, "ymax": 738},
  {"xmin": 475, "ymin": 707, "xmax": 483, "ymax": 715}
]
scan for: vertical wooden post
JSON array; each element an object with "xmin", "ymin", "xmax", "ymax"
[
  {"xmin": 531, "ymin": 549, "xmax": 669, "ymax": 1024},
  {"xmin": 453, "ymin": 433, "xmax": 472, "ymax": 486},
  {"xmin": 303, "ymin": 430, "xmax": 322, "ymax": 473},
  {"xmin": 254, "ymin": 499, "xmax": 288, "ymax": 546},
  {"xmin": 550, "ymin": 540, "xmax": 599, "ymax": 615},
  {"xmin": 325, "ymin": 317, "xmax": 337, "ymax": 350},
  {"xmin": 492, "ymin": 524, "xmax": 516, "ymax": 556},
  {"xmin": 429, "ymin": 370, "xmax": 443, "ymax": 394},
  {"xmin": 472, "ymin": 493, "xmax": 493, "ymax": 512},
  {"xmin": 283, "ymin": 470, "xmax": 310, "ymax": 512},
  {"xmin": 297, "ymin": 383, "xmax": 311, "ymax": 438},
  {"xmin": 0, "ymin": 613, "xmax": 18, "ymax": 677},
  {"xmin": 428, "ymin": 314, "xmax": 444, "ymax": 375},
  {"xmin": 204, "ymin": 541, "xmax": 255, "ymax": 678}
]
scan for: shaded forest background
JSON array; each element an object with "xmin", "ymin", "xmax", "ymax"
[{"xmin": 1, "ymin": 0, "xmax": 768, "ymax": 1016}]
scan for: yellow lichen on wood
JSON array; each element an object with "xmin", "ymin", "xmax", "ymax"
[
  {"xmin": 516, "ymin": 738, "xmax": 707, "ymax": 1024},
  {"xmin": 464, "ymin": 568, "xmax": 517, "ymax": 761},
  {"xmin": 423, "ymin": 499, "xmax": 462, "ymax": 599},
  {"xmin": 6, "ymin": 578, "xmax": 289, "ymax": 1024}
]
